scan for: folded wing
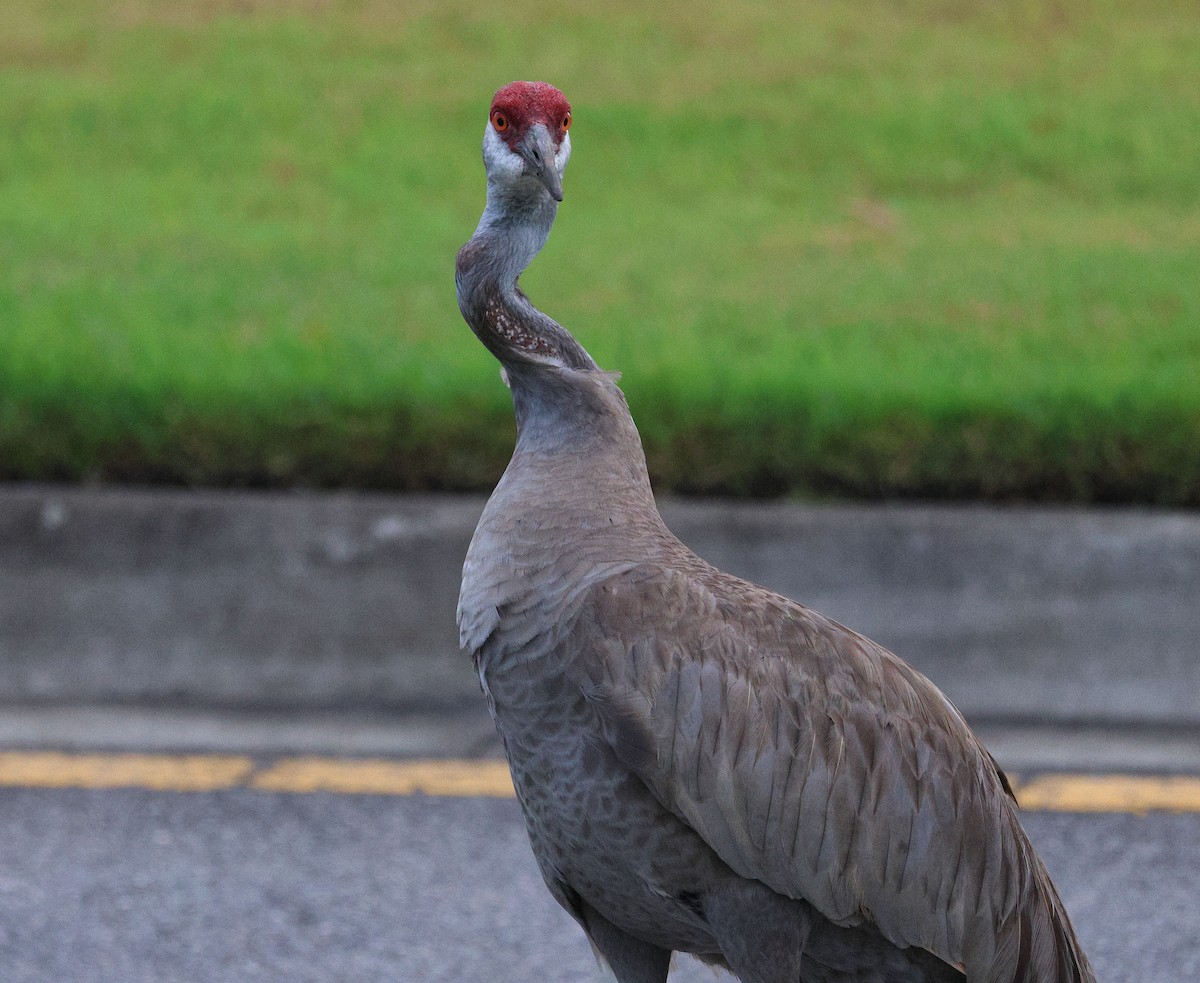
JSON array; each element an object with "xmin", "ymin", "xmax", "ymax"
[{"xmin": 570, "ymin": 564, "xmax": 1093, "ymax": 983}]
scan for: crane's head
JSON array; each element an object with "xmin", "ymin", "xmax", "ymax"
[{"xmin": 482, "ymin": 81, "xmax": 572, "ymax": 203}]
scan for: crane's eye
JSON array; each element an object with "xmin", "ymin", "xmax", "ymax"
[
  {"xmin": 561, "ymin": 111, "xmax": 572, "ymax": 132},
  {"xmin": 491, "ymin": 110, "xmax": 509, "ymax": 132}
]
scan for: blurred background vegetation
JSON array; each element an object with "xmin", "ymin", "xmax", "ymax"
[{"xmin": 2, "ymin": 0, "xmax": 1198, "ymax": 501}]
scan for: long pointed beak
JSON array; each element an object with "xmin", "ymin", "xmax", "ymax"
[{"xmin": 520, "ymin": 125, "xmax": 564, "ymax": 202}]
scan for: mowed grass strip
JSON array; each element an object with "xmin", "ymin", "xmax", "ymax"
[{"xmin": 2, "ymin": 0, "xmax": 1198, "ymax": 500}]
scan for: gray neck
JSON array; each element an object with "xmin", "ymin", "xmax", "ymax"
[
  {"xmin": 455, "ymin": 175, "xmax": 667, "ymax": 647},
  {"xmin": 471, "ymin": 177, "xmax": 559, "ymax": 286},
  {"xmin": 456, "ymin": 182, "xmax": 598, "ymax": 376},
  {"xmin": 455, "ymin": 177, "xmax": 659, "ymax": 500}
]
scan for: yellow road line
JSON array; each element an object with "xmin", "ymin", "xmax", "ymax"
[
  {"xmin": 1, "ymin": 752, "xmax": 1200, "ymax": 813},
  {"xmin": 0, "ymin": 751, "xmax": 254, "ymax": 792},
  {"xmin": 0, "ymin": 752, "xmax": 514, "ymax": 797},
  {"xmin": 251, "ymin": 757, "xmax": 515, "ymax": 797},
  {"xmin": 1012, "ymin": 773, "xmax": 1200, "ymax": 814}
]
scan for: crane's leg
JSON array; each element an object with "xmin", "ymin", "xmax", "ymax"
[
  {"xmin": 703, "ymin": 881, "xmax": 813, "ymax": 983},
  {"xmin": 580, "ymin": 901, "xmax": 672, "ymax": 983}
]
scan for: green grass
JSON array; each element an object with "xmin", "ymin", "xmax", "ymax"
[{"xmin": 2, "ymin": 0, "xmax": 1199, "ymax": 501}]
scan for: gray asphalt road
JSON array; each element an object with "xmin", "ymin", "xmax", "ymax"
[{"xmin": 0, "ymin": 787, "xmax": 1196, "ymax": 983}]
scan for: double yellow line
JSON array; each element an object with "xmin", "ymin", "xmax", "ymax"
[{"xmin": 1, "ymin": 751, "xmax": 1199, "ymax": 813}]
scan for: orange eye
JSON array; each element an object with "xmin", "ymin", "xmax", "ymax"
[
  {"xmin": 561, "ymin": 111, "xmax": 572, "ymax": 132},
  {"xmin": 491, "ymin": 110, "xmax": 509, "ymax": 132}
]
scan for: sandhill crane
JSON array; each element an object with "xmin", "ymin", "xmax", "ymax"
[{"xmin": 455, "ymin": 80, "xmax": 1096, "ymax": 983}]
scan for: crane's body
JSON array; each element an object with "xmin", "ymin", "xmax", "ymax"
[{"xmin": 456, "ymin": 81, "xmax": 1096, "ymax": 983}]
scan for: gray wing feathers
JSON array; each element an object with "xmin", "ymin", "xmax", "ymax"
[{"xmin": 571, "ymin": 565, "xmax": 1095, "ymax": 983}]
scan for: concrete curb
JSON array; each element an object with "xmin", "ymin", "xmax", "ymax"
[{"xmin": 2, "ymin": 485, "xmax": 1197, "ymax": 727}]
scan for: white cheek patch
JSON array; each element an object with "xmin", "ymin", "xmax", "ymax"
[
  {"xmin": 482, "ymin": 123, "xmax": 571, "ymax": 187},
  {"xmin": 482, "ymin": 124, "xmax": 525, "ymax": 182}
]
